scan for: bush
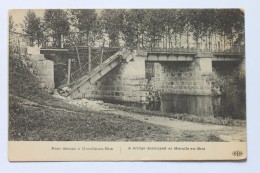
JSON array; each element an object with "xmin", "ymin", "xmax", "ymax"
[{"xmin": 212, "ymin": 69, "xmax": 245, "ymax": 98}]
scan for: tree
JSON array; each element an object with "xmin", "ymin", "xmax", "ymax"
[
  {"xmin": 43, "ymin": 9, "xmax": 70, "ymax": 47},
  {"xmin": 23, "ymin": 10, "xmax": 43, "ymax": 46},
  {"xmin": 188, "ymin": 10, "xmax": 216, "ymax": 49},
  {"xmin": 181, "ymin": 9, "xmax": 245, "ymax": 50},
  {"xmin": 100, "ymin": 9, "xmax": 125, "ymax": 46},
  {"xmin": 9, "ymin": 15, "xmax": 16, "ymax": 33},
  {"xmin": 122, "ymin": 9, "xmax": 147, "ymax": 48},
  {"xmin": 216, "ymin": 9, "xmax": 244, "ymax": 46},
  {"xmin": 141, "ymin": 9, "xmax": 170, "ymax": 49},
  {"xmin": 9, "ymin": 15, "xmax": 17, "ymax": 45},
  {"xmin": 70, "ymin": 9, "xmax": 98, "ymax": 46}
]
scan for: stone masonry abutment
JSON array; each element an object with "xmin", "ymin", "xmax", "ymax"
[
  {"xmin": 78, "ymin": 53, "xmax": 148, "ymax": 102},
  {"xmin": 147, "ymin": 52, "xmax": 213, "ymax": 96}
]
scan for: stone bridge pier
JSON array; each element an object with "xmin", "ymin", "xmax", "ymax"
[
  {"xmin": 86, "ymin": 51, "xmax": 148, "ymax": 102},
  {"xmin": 146, "ymin": 51, "xmax": 214, "ymax": 96}
]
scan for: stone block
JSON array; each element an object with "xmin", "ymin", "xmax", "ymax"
[
  {"xmin": 188, "ymin": 85, "xmax": 195, "ymax": 89},
  {"xmin": 28, "ymin": 54, "xmax": 45, "ymax": 61},
  {"xmin": 131, "ymin": 86, "xmax": 141, "ymax": 91},
  {"xmin": 168, "ymin": 55, "xmax": 178, "ymax": 61},
  {"xmin": 117, "ymin": 86, "xmax": 123, "ymax": 91},
  {"xmin": 113, "ymin": 81, "xmax": 123, "ymax": 85},
  {"xmin": 186, "ymin": 81, "xmax": 192, "ymax": 85},
  {"xmin": 140, "ymin": 96, "xmax": 146, "ymax": 102},
  {"xmin": 27, "ymin": 46, "xmax": 40, "ymax": 54},
  {"xmin": 177, "ymin": 55, "xmax": 187, "ymax": 61},
  {"xmin": 159, "ymin": 55, "xmax": 168, "ymax": 61},
  {"xmin": 129, "ymin": 96, "xmax": 140, "ymax": 102},
  {"xmin": 115, "ymin": 91, "xmax": 124, "ymax": 96},
  {"xmin": 147, "ymin": 55, "xmax": 158, "ymax": 61},
  {"xmin": 193, "ymin": 81, "xmax": 197, "ymax": 85}
]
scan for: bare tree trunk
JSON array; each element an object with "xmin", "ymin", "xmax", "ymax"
[
  {"xmin": 205, "ymin": 34, "xmax": 208, "ymax": 50},
  {"xmin": 215, "ymin": 33, "xmax": 217, "ymax": 51},
  {"xmin": 224, "ymin": 33, "xmax": 226, "ymax": 50},
  {"xmin": 88, "ymin": 46, "xmax": 91, "ymax": 71},
  {"xmin": 74, "ymin": 43, "xmax": 81, "ymax": 68},
  {"xmin": 174, "ymin": 33, "xmax": 177, "ymax": 47},
  {"xmin": 37, "ymin": 38, "xmax": 40, "ymax": 47},
  {"xmin": 137, "ymin": 35, "xmax": 140, "ymax": 52},
  {"xmin": 186, "ymin": 31, "xmax": 189, "ymax": 49},
  {"xmin": 179, "ymin": 33, "xmax": 182, "ymax": 48},
  {"xmin": 67, "ymin": 58, "xmax": 71, "ymax": 84},
  {"xmin": 61, "ymin": 34, "xmax": 64, "ymax": 48}
]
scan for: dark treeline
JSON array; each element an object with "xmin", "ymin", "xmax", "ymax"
[{"xmin": 16, "ymin": 9, "xmax": 244, "ymax": 48}]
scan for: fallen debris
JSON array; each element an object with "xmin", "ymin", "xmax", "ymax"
[
  {"xmin": 52, "ymin": 90, "xmax": 112, "ymax": 111},
  {"xmin": 67, "ymin": 98, "xmax": 111, "ymax": 111}
]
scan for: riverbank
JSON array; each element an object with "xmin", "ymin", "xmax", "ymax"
[{"xmin": 104, "ymin": 102, "xmax": 246, "ymax": 127}]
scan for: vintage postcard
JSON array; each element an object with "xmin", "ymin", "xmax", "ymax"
[{"xmin": 8, "ymin": 9, "xmax": 246, "ymax": 161}]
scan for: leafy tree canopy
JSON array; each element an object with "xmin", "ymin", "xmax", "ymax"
[{"xmin": 43, "ymin": 9, "xmax": 70, "ymax": 47}]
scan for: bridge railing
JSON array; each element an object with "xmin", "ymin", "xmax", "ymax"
[
  {"xmin": 143, "ymin": 34, "xmax": 245, "ymax": 55},
  {"xmin": 211, "ymin": 44, "xmax": 245, "ymax": 55},
  {"xmin": 58, "ymin": 44, "xmax": 121, "ymax": 88},
  {"xmin": 147, "ymin": 42, "xmax": 244, "ymax": 55},
  {"xmin": 70, "ymin": 45, "xmax": 120, "ymax": 82},
  {"xmin": 147, "ymin": 42, "xmax": 198, "ymax": 53}
]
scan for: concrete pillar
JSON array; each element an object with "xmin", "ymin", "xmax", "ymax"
[
  {"xmin": 194, "ymin": 52, "xmax": 213, "ymax": 74},
  {"xmin": 122, "ymin": 55, "xmax": 146, "ymax": 79},
  {"xmin": 121, "ymin": 55, "xmax": 147, "ymax": 102}
]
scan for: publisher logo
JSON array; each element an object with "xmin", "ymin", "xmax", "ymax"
[{"xmin": 232, "ymin": 150, "xmax": 243, "ymax": 157}]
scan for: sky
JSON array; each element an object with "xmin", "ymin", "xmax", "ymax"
[
  {"xmin": 8, "ymin": 9, "xmax": 103, "ymax": 33},
  {"xmin": 9, "ymin": 9, "xmax": 45, "ymax": 32}
]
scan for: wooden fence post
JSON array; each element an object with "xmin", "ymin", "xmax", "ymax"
[
  {"xmin": 61, "ymin": 34, "xmax": 64, "ymax": 48},
  {"xmin": 100, "ymin": 47, "xmax": 104, "ymax": 64},
  {"xmin": 88, "ymin": 46, "xmax": 91, "ymax": 70},
  {"xmin": 67, "ymin": 58, "xmax": 71, "ymax": 84}
]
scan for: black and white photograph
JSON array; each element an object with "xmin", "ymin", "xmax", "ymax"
[{"xmin": 8, "ymin": 9, "xmax": 246, "ymax": 160}]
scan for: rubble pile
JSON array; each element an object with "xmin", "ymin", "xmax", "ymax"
[
  {"xmin": 55, "ymin": 86, "xmax": 71, "ymax": 97},
  {"xmin": 52, "ymin": 89, "xmax": 111, "ymax": 111},
  {"xmin": 68, "ymin": 99, "xmax": 110, "ymax": 111}
]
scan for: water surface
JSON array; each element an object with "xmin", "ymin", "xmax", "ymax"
[
  {"xmin": 104, "ymin": 94, "xmax": 246, "ymax": 120},
  {"xmin": 154, "ymin": 95, "xmax": 246, "ymax": 120}
]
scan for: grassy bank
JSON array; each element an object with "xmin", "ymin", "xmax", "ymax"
[
  {"xmin": 9, "ymin": 55, "xmax": 80, "ymax": 110},
  {"xmin": 105, "ymin": 103, "xmax": 246, "ymax": 127},
  {"xmin": 9, "ymin": 97, "xmax": 173, "ymax": 141}
]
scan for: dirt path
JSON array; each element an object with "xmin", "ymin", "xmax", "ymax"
[{"xmin": 102, "ymin": 109, "xmax": 246, "ymax": 142}]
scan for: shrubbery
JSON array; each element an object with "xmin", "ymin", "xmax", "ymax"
[{"xmin": 212, "ymin": 62, "xmax": 246, "ymax": 98}]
